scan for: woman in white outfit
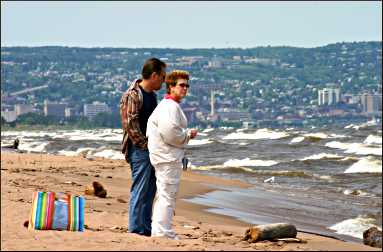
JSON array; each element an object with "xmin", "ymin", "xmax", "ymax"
[{"xmin": 146, "ymin": 70, "xmax": 197, "ymax": 239}]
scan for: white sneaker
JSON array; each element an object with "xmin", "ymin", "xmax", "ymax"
[
  {"xmin": 152, "ymin": 234, "xmax": 180, "ymax": 240},
  {"xmin": 171, "ymin": 235, "xmax": 180, "ymax": 240}
]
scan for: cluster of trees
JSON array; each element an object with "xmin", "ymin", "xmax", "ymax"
[{"xmin": 1, "ymin": 41, "xmax": 381, "ymax": 128}]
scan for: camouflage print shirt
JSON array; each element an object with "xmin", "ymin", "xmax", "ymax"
[{"xmin": 119, "ymin": 79, "xmax": 147, "ymax": 162}]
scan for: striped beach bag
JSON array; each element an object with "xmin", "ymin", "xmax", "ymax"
[{"xmin": 28, "ymin": 191, "xmax": 85, "ymax": 231}]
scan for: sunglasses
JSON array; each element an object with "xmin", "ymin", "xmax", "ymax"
[{"xmin": 176, "ymin": 83, "xmax": 190, "ymax": 88}]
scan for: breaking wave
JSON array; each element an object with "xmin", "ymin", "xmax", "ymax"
[
  {"xmin": 223, "ymin": 158, "xmax": 278, "ymax": 167},
  {"xmin": 299, "ymin": 153, "xmax": 344, "ymax": 161},
  {"xmin": 223, "ymin": 128, "xmax": 289, "ymax": 140},
  {"xmin": 325, "ymin": 141, "xmax": 382, "ymax": 156},
  {"xmin": 328, "ymin": 215, "xmax": 381, "ymax": 239},
  {"xmin": 344, "ymin": 157, "xmax": 382, "ymax": 173},
  {"xmin": 363, "ymin": 135, "xmax": 382, "ymax": 145}
]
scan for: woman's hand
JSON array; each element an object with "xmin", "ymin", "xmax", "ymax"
[{"xmin": 190, "ymin": 129, "xmax": 198, "ymax": 139}]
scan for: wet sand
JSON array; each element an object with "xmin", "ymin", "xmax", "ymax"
[{"xmin": 1, "ymin": 152, "xmax": 379, "ymax": 251}]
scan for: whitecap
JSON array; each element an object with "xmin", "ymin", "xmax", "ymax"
[
  {"xmin": 202, "ymin": 128, "xmax": 214, "ymax": 133},
  {"xmin": 340, "ymin": 156, "xmax": 359, "ymax": 162},
  {"xmin": 223, "ymin": 158, "xmax": 278, "ymax": 167},
  {"xmin": 191, "ymin": 164, "xmax": 254, "ymax": 173},
  {"xmin": 328, "ymin": 216, "xmax": 381, "ymax": 239},
  {"xmin": 303, "ymin": 132, "xmax": 329, "ymax": 139},
  {"xmin": 57, "ymin": 150, "xmax": 79, "ymax": 156},
  {"xmin": 290, "ymin": 136, "xmax": 305, "ymax": 144},
  {"xmin": 326, "ymin": 141, "xmax": 382, "ymax": 156},
  {"xmin": 1, "ymin": 130, "xmax": 57, "ymax": 138},
  {"xmin": 18, "ymin": 141, "xmax": 49, "ymax": 153},
  {"xmin": 300, "ymin": 153, "xmax": 344, "ymax": 161},
  {"xmin": 188, "ymin": 139, "xmax": 213, "ymax": 146},
  {"xmin": 344, "ymin": 157, "xmax": 382, "ymax": 173},
  {"xmin": 343, "ymin": 189, "xmax": 372, "ymax": 197},
  {"xmin": 329, "ymin": 133, "xmax": 348, "ymax": 138},
  {"xmin": 345, "ymin": 120, "xmax": 379, "ymax": 130},
  {"xmin": 92, "ymin": 149, "xmax": 125, "ymax": 160},
  {"xmin": 57, "ymin": 147, "xmax": 95, "ymax": 157},
  {"xmin": 364, "ymin": 135, "xmax": 382, "ymax": 145},
  {"xmin": 223, "ymin": 128, "xmax": 289, "ymax": 140}
]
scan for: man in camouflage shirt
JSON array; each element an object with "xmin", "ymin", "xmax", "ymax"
[{"xmin": 120, "ymin": 58, "xmax": 166, "ymax": 236}]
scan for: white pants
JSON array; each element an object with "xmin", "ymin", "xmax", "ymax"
[{"xmin": 151, "ymin": 161, "xmax": 182, "ymax": 239}]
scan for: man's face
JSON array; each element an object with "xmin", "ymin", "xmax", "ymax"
[{"xmin": 152, "ymin": 68, "xmax": 166, "ymax": 91}]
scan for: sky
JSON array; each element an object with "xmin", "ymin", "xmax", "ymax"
[{"xmin": 1, "ymin": 1, "xmax": 382, "ymax": 49}]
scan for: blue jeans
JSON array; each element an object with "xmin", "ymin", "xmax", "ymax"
[{"xmin": 127, "ymin": 144, "xmax": 157, "ymax": 236}]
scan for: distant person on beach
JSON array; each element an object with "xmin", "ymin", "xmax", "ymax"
[
  {"xmin": 2, "ymin": 138, "xmax": 19, "ymax": 149},
  {"xmin": 120, "ymin": 58, "xmax": 167, "ymax": 236},
  {"xmin": 146, "ymin": 70, "xmax": 198, "ymax": 239}
]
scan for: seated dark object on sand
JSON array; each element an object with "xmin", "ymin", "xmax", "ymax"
[{"xmin": 2, "ymin": 139, "xmax": 19, "ymax": 149}]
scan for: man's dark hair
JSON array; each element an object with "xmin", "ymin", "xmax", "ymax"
[{"xmin": 141, "ymin": 58, "xmax": 166, "ymax": 79}]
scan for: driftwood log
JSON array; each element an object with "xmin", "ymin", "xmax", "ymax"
[
  {"xmin": 363, "ymin": 227, "xmax": 382, "ymax": 248},
  {"xmin": 243, "ymin": 223, "xmax": 297, "ymax": 243}
]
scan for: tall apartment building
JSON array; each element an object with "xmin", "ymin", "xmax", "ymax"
[
  {"xmin": 44, "ymin": 100, "xmax": 66, "ymax": 118},
  {"xmin": 318, "ymin": 88, "xmax": 340, "ymax": 106},
  {"xmin": 83, "ymin": 102, "xmax": 110, "ymax": 120},
  {"xmin": 15, "ymin": 104, "xmax": 34, "ymax": 116},
  {"xmin": 360, "ymin": 93, "xmax": 382, "ymax": 114}
]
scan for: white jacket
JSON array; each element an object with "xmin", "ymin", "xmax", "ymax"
[{"xmin": 147, "ymin": 98, "xmax": 191, "ymax": 165}]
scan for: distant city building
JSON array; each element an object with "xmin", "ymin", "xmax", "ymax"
[
  {"xmin": 182, "ymin": 107, "xmax": 198, "ymax": 125},
  {"xmin": 1, "ymin": 110, "xmax": 17, "ymax": 122},
  {"xmin": 360, "ymin": 93, "xmax": 382, "ymax": 114},
  {"xmin": 318, "ymin": 88, "xmax": 340, "ymax": 106},
  {"xmin": 208, "ymin": 58, "xmax": 224, "ymax": 68},
  {"xmin": 218, "ymin": 111, "xmax": 252, "ymax": 122},
  {"xmin": 342, "ymin": 93, "xmax": 361, "ymax": 104},
  {"xmin": 65, "ymin": 107, "xmax": 77, "ymax": 118},
  {"xmin": 15, "ymin": 104, "xmax": 34, "ymax": 116},
  {"xmin": 210, "ymin": 91, "xmax": 215, "ymax": 116},
  {"xmin": 83, "ymin": 102, "xmax": 110, "ymax": 119},
  {"xmin": 44, "ymin": 100, "xmax": 66, "ymax": 118}
]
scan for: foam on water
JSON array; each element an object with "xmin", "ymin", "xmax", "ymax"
[
  {"xmin": 50, "ymin": 129, "xmax": 122, "ymax": 142},
  {"xmin": 1, "ymin": 130, "xmax": 57, "ymax": 138},
  {"xmin": 343, "ymin": 189, "xmax": 372, "ymax": 197},
  {"xmin": 18, "ymin": 141, "xmax": 49, "ymax": 153},
  {"xmin": 92, "ymin": 149, "xmax": 125, "ymax": 160},
  {"xmin": 345, "ymin": 119, "xmax": 379, "ymax": 130},
  {"xmin": 326, "ymin": 141, "xmax": 382, "ymax": 156},
  {"xmin": 223, "ymin": 158, "xmax": 278, "ymax": 167},
  {"xmin": 364, "ymin": 135, "xmax": 382, "ymax": 145},
  {"xmin": 223, "ymin": 128, "xmax": 289, "ymax": 140},
  {"xmin": 344, "ymin": 157, "xmax": 382, "ymax": 173},
  {"xmin": 300, "ymin": 153, "xmax": 344, "ymax": 161},
  {"xmin": 290, "ymin": 133, "xmax": 347, "ymax": 144},
  {"xmin": 202, "ymin": 128, "xmax": 214, "ymax": 133},
  {"xmin": 290, "ymin": 136, "xmax": 305, "ymax": 143},
  {"xmin": 57, "ymin": 147, "xmax": 95, "ymax": 157},
  {"xmin": 188, "ymin": 139, "xmax": 213, "ymax": 146},
  {"xmin": 191, "ymin": 164, "xmax": 254, "ymax": 173},
  {"xmin": 328, "ymin": 216, "xmax": 381, "ymax": 239},
  {"xmin": 303, "ymin": 132, "xmax": 329, "ymax": 139},
  {"xmin": 191, "ymin": 165, "xmax": 311, "ymax": 178}
]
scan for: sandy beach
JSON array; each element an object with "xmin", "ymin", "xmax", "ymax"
[{"xmin": 1, "ymin": 152, "xmax": 379, "ymax": 251}]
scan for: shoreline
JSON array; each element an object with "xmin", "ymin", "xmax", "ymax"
[{"xmin": 1, "ymin": 152, "xmax": 379, "ymax": 251}]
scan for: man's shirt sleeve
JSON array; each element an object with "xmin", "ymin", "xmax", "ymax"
[{"xmin": 125, "ymin": 90, "xmax": 148, "ymax": 149}]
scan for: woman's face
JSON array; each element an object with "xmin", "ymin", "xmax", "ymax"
[{"xmin": 170, "ymin": 78, "xmax": 189, "ymax": 101}]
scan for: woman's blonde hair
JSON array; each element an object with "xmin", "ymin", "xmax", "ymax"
[{"xmin": 165, "ymin": 70, "xmax": 190, "ymax": 94}]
